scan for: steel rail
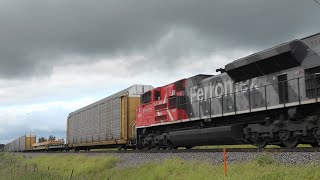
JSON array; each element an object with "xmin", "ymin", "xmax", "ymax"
[{"xmin": 17, "ymin": 147, "xmax": 320, "ymax": 154}]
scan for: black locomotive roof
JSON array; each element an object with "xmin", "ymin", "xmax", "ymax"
[
  {"xmin": 301, "ymin": 32, "xmax": 320, "ymax": 41},
  {"xmin": 225, "ymin": 40, "xmax": 309, "ymax": 82}
]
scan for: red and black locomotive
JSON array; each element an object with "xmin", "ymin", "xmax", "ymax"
[{"xmin": 136, "ymin": 33, "xmax": 320, "ymax": 149}]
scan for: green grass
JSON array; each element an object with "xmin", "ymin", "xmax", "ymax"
[
  {"xmin": 1, "ymin": 152, "xmax": 320, "ymax": 180},
  {"xmin": 109, "ymin": 155, "xmax": 320, "ymax": 180},
  {"xmin": 0, "ymin": 153, "xmax": 118, "ymax": 180},
  {"xmin": 27, "ymin": 154, "xmax": 118, "ymax": 177}
]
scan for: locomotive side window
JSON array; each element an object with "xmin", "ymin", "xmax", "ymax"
[
  {"xmin": 141, "ymin": 91, "xmax": 151, "ymax": 104},
  {"xmin": 305, "ymin": 66, "xmax": 320, "ymax": 98},
  {"xmin": 154, "ymin": 90, "xmax": 160, "ymax": 100}
]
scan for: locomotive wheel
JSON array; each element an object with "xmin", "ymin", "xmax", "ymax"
[
  {"xmin": 309, "ymin": 142, "xmax": 319, "ymax": 147},
  {"xmin": 137, "ymin": 145, "xmax": 144, "ymax": 150},
  {"xmin": 143, "ymin": 145, "xmax": 151, "ymax": 150},
  {"xmin": 167, "ymin": 146, "xmax": 173, "ymax": 150},
  {"xmin": 154, "ymin": 143, "xmax": 161, "ymax": 150},
  {"xmin": 313, "ymin": 128, "xmax": 320, "ymax": 146},
  {"xmin": 166, "ymin": 141, "xmax": 174, "ymax": 150},
  {"xmin": 253, "ymin": 139, "xmax": 267, "ymax": 148},
  {"xmin": 279, "ymin": 131, "xmax": 299, "ymax": 148},
  {"xmin": 277, "ymin": 143, "xmax": 286, "ymax": 148},
  {"xmin": 250, "ymin": 132, "xmax": 267, "ymax": 148},
  {"xmin": 282, "ymin": 137, "xmax": 299, "ymax": 148}
]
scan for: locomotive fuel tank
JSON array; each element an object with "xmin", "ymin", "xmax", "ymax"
[{"xmin": 167, "ymin": 125, "xmax": 243, "ymax": 147}]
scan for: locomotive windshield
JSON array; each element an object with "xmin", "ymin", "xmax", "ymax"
[{"xmin": 141, "ymin": 91, "xmax": 151, "ymax": 104}]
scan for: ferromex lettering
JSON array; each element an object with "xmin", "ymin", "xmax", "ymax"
[{"xmin": 189, "ymin": 78, "xmax": 259, "ymax": 102}]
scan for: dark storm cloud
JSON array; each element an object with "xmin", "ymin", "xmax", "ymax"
[{"xmin": 0, "ymin": 0, "xmax": 319, "ymax": 78}]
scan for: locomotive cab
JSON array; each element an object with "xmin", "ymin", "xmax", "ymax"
[{"xmin": 136, "ymin": 79, "xmax": 188, "ymax": 128}]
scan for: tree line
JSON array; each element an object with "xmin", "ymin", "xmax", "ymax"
[{"xmin": 38, "ymin": 135, "xmax": 64, "ymax": 143}]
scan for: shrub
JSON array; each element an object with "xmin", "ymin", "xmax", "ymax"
[{"xmin": 257, "ymin": 153, "xmax": 275, "ymax": 166}]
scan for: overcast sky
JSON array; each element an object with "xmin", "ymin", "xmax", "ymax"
[{"xmin": 1, "ymin": 0, "xmax": 319, "ymax": 144}]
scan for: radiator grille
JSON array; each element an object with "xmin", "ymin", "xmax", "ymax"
[{"xmin": 305, "ymin": 66, "xmax": 320, "ymax": 98}]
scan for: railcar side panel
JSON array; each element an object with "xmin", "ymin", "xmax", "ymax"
[
  {"xmin": 67, "ymin": 85, "xmax": 152, "ymax": 149},
  {"xmin": 4, "ymin": 133, "xmax": 36, "ymax": 152}
]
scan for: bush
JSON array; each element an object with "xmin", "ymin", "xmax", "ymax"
[{"xmin": 257, "ymin": 153, "xmax": 275, "ymax": 166}]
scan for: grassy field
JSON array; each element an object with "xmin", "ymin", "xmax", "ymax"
[{"xmin": 1, "ymin": 152, "xmax": 320, "ymax": 180}]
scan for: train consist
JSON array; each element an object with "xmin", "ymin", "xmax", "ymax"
[
  {"xmin": 3, "ymin": 32, "xmax": 320, "ymax": 152},
  {"xmin": 3, "ymin": 133, "xmax": 65, "ymax": 152}
]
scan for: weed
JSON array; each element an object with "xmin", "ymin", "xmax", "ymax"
[{"xmin": 256, "ymin": 153, "xmax": 275, "ymax": 166}]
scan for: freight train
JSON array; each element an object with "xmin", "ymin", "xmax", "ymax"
[{"xmin": 3, "ymin": 32, "xmax": 320, "ymax": 152}]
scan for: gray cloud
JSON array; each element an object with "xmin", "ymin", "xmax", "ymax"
[
  {"xmin": 0, "ymin": 103, "xmax": 67, "ymax": 143},
  {"xmin": 0, "ymin": 0, "xmax": 319, "ymax": 78}
]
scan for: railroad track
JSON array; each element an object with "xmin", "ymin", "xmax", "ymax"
[{"xmin": 19, "ymin": 147, "xmax": 320, "ymax": 154}]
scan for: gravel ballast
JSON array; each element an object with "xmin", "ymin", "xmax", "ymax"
[{"xmin": 20, "ymin": 151, "xmax": 320, "ymax": 167}]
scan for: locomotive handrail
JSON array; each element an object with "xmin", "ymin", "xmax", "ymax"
[{"xmin": 315, "ymin": 73, "xmax": 319, "ymax": 103}]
